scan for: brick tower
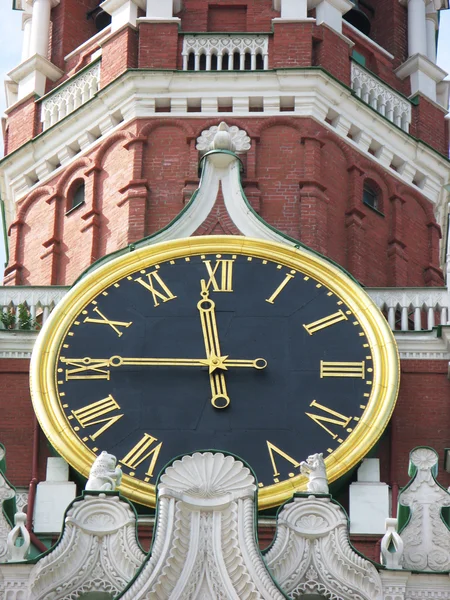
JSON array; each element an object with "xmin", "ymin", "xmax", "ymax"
[{"xmin": 0, "ymin": 0, "xmax": 450, "ymax": 594}]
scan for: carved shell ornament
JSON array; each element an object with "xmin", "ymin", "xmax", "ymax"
[
  {"xmin": 159, "ymin": 452, "xmax": 256, "ymax": 498},
  {"xmin": 196, "ymin": 122, "xmax": 252, "ymax": 153}
]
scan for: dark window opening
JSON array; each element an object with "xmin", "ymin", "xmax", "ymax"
[
  {"xmin": 199, "ymin": 54, "xmax": 207, "ymax": 70},
  {"xmin": 363, "ymin": 182, "xmax": 379, "ymax": 210},
  {"xmin": 67, "ymin": 181, "xmax": 85, "ymax": 213},
  {"xmin": 188, "ymin": 53, "xmax": 195, "ymax": 71},
  {"xmin": 244, "ymin": 52, "xmax": 251, "ymax": 70},
  {"xmin": 233, "ymin": 51, "xmax": 240, "ymax": 70},
  {"xmin": 211, "ymin": 54, "xmax": 218, "ymax": 70},
  {"xmin": 222, "ymin": 53, "xmax": 229, "ymax": 70},
  {"xmin": 255, "ymin": 53, "xmax": 264, "ymax": 70}
]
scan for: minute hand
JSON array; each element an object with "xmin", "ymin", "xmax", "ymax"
[{"xmin": 60, "ymin": 356, "xmax": 265, "ymax": 369}]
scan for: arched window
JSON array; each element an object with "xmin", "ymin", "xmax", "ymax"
[
  {"xmin": 66, "ymin": 180, "xmax": 85, "ymax": 213},
  {"xmin": 362, "ymin": 180, "xmax": 380, "ymax": 212}
]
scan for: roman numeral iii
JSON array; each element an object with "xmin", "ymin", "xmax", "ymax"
[
  {"xmin": 134, "ymin": 271, "xmax": 177, "ymax": 307},
  {"xmin": 120, "ymin": 433, "xmax": 163, "ymax": 479},
  {"xmin": 71, "ymin": 395, "xmax": 123, "ymax": 441},
  {"xmin": 320, "ymin": 361, "xmax": 365, "ymax": 378},
  {"xmin": 202, "ymin": 259, "xmax": 234, "ymax": 292}
]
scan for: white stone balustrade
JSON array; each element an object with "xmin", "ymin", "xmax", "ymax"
[
  {"xmin": 0, "ymin": 285, "xmax": 447, "ymax": 333},
  {"xmin": 182, "ymin": 34, "xmax": 269, "ymax": 71},
  {"xmin": 0, "ymin": 286, "xmax": 68, "ymax": 330},
  {"xmin": 366, "ymin": 287, "xmax": 449, "ymax": 331},
  {"xmin": 351, "ymin": 62, "xmax": 412, "ymax": 132},
  {"xmin": 41, "ymin": 61, "xmax": 100, "ymax": 130}
]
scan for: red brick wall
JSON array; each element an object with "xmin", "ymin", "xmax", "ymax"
[
  {"xmin": 0, "ymin": 360, "xmax": 50, "ymax": 487},
  {"xmin": 4, "ymin": 96, "xmax": 40, "ymax": 155},
  {"xmin": 411, "ymin": 96, "xmax": 449, "ymax": 158},
  {"xmin": 179, "ymin": 0, "xmax": 278, "ymax": 32},
  {"xmin": 100, "ymin": 27, "xmax": 138, "ymax": 89},
  {"xmin": 271, "ymin": 22, "xmax": 313, "ymax": 68},
  {"xmin": 207, "ymin": 5, "xmax": 248, "ymax": 32},
  {"xmin": 4, "ymin": 117, "xmax": 442, "ymax": 288},
  {"xmin": 50, "ymin": 0, "xmax": 100, "ymax": 71},
  {"xmin": 138, "ymin": 22, "xmax": 179, "ymax": 69},
  {"xmin": 391, "ymin": 360, "xmax": 450, "ymax": 490}
]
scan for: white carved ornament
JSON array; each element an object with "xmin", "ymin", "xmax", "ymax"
[
  {"xmin": 41, "ymin": 62, "xmax": 100, "ymax": 130},
  {"xmin": 28, "ymin": 494, "xmax": 146, "ymax": 600},
  {"xmin": 119, "ymin": 452, "xmax": 285, "ymax": 600},
  {"xmin": 351, "ymin": 62, "xmax": 412, "ymax": 132},
  {"xmin": 196, "ymin": 121, "xmax": 251, "ymax": 153},
  {"xmin": 265, "ymin": 495, "xmax": 383, "ymax": 600},
  {"xmin": 0, "ymin": 447, "xmax": 16, "ymax": 562},
  {"xmin": 182, "ymin": 34, "xmax": 269, "ymax": 71},
  {"xmin": 398, "ymin": 447, "xmax": 450, "ymax": 572}
]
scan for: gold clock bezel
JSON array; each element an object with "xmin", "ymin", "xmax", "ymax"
[{"xmin": 30, "ymin": 236, "xmax": 399, "ymax": 509}]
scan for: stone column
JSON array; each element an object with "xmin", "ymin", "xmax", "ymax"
[
  {"xmin": 29, "ymin": 0, "xmax": 53, "ymax": 57},
  {"xmin": 21, "ymin": 11, "xmax": 33, "ymax": 61},
  {"xmin": 146, "ymin": 0, "xmax": 178, "ymax": 18},
  {"xmin": 407, "ymin": 0, "xmax": 427, "ymax": 57},
  {"xmin": 308, "ymin": 0, "xmax": 353, "ymax": 34},
  {"xmin": 425, "ymin": 3, "xmax": 437, "ymax": 63}
]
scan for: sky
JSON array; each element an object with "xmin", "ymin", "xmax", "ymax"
[{"xmin": 0, "ymin": 8, "xmax": 449, "ymax": 273}]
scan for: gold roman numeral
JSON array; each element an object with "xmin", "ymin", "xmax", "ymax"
[
  {"xmin": 72, "ymin": 395, "xmax": 123, "ymax": 441},
  {"xmin": 61, "ymin": 357, "xmax": 110, "ymax": 381},
  {"xmin": 202, "ymin": 259, "xmax": 234, "ymax": 292},
  {"xmin": 134, "ymin": 271, "xmax": 177, "ymax": 307},
  {"xmin": 83, "ymin": 307, "xmax": 132, "ymax": 337},
  {"xmin": 266, "ymin": 441, "xmax": 300, "ymax": 481},
  {"xmin": 320, "ymin": 361, "xmax": 365, "ymax": 378},
  {"xmin": 266, "ymin": 273, "xmax": 295, "ymax": 304},
  {"xmin": 303, "ymin": 310, "xmax": 348, "ymax": 335},
  {"xmin": 120, "ymin": 433, "xmax": 162, "ymax": 479},
  {"xmin": 305, "ymin": 399, "xmax": 353, "ymax": 439}
]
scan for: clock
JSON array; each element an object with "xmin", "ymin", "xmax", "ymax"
[{"xmin": 30, "ymin": 236, "xmax": 399, "ymax": 509}]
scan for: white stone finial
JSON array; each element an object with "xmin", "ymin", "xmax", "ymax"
[
  {"xmin": 196, "ymin": 122, "xmax": 251, "ymax": 153},
  {"xmin": 380, "ymin": 518, "xmax": 404, "ymax": 569},
  {"xmin": 6, "ymin": 512, "xmax": 30, "ymax": 562},
  {"xmin": 300, "ymin": 452, "xmax": 329, "ymax": 494},
  {"xmin": 85, "ymin": 451, "xmax": 122, "ymax": 491}
]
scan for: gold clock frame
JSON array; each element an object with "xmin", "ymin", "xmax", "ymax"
[{"xmin": 30, "ymin": 236, "xmax": 399, "ymax": 509}]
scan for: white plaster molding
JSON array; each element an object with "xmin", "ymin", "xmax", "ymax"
[
  {"xmin": 398, "ymin": 447, "xmax": 450, "ymax": 572},
  {"xmin": 0, "ymin": 563, "xmax": 33, "ymax": 600},
  {"xmin": 28, "ymin": 493, "xmax": 146, "ymax": 600},
  {"xmin": 309, "ymin": 0, "xmax": 353, "ymax": 34},
  {"xmin": 119, "ymin": 452, "xmax": 285, "ymax": 600},
  {"xmin": 101, "ymin": 0, "xmax": 145, "ymax": 32},
  {"xmin": 196, "ymin": 122, "xmax": 251, "ymax": 152},
  {"xmin": 0, "ymin": 447, "xmax": 15, "ymax": 563},
  {"xmin": 265, "ymin": 495, "xmax": 383, "ymax": 599},
  {"xmin": 0, "ymin": 331, "xmax": 39, "ymax": 358},
  {"xmin": 7, "ymin": 54, "xmax": 63, "ymax": 99},
  {"xmin": 2, "ymin": 70, "xmax": 448, "ymax": 248}
]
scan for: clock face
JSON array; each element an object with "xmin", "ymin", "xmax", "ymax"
[{"xmin": 31, "ymin": 237, "xmax": 398, "ymax": 509}]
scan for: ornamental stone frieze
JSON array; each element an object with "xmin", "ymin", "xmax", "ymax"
[
  {"xmin": 27, "ymin": 492, "xmax": 146, "ymax": 600},
  {"xmin": 0, "ymin": 446, "xmax": 15, "ymax": 563},
  {"xmin": 265, "ymin": 494, "xmax": 383, "ymax": 600}
]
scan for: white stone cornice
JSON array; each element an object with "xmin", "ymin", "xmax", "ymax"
[
  {"xmin": 7, "ymin": 54, "xmax": 62, "ymax": 85},
  {"xmin": 1, "ymin": 68, "xmax": 449, "ymax": 243}
]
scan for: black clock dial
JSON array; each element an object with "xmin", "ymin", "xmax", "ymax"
[{"xmin": 56, "ymin": 252, "xmax": 373, "ymax": 491}]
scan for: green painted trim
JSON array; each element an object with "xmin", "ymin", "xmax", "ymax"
[
  {"xmin": 0, "ymin": 194, "xmax": 9, "ymax": 267},
  {"xmin": 351, "ymin": 50, "xmax": 366, "ymax": 67}
]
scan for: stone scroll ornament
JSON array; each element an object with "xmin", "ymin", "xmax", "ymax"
[
  {"xmin": 28, "ymin": 492, "xmax": 146, "ymax": 600},
  {"xmin": 118, "ymin": 452, "xmax": 286, "ymax": 600},
  {"xmin": 265, "ymin": 495, "xmax": 383, "ymax": 600},
  {"xmin": 397, "ymin": 446, "xmax": 450, "ymax": 572}
]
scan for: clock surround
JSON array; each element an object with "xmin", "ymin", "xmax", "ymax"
[{"xmin": 30, "ymin": 236, "xmax": 399, "ymax": 509}]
